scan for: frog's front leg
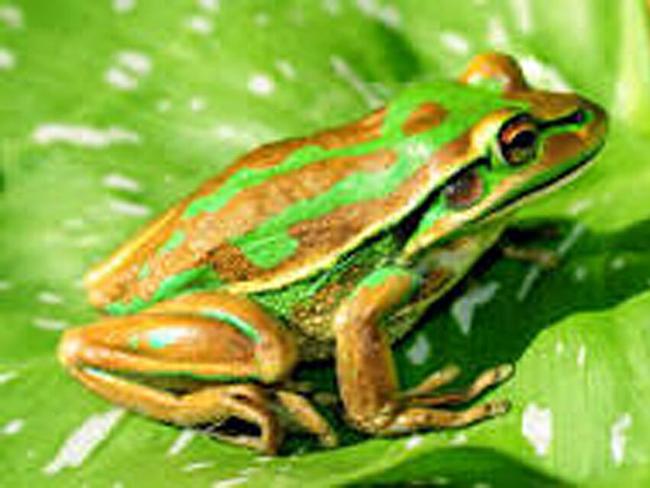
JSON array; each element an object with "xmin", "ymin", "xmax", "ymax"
[
  {"xmin": 58, "ymin": 292, "xmax": 335, "ymax": 453},
  {"xmin": 333, "ymin": 267, "xmax": 512, "ymax": 435}
]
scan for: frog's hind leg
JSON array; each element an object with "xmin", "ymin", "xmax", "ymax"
[
  {"xmin": 67, "ymin": 367, "xmax": 281, "ymax": 452},
  {"xmin": 333, "ymin": 267, "xmax": 513, "ymax": 436},
  {"xmin": 58, "ymin": 291, "xmax": 333, "ymax": 453}
]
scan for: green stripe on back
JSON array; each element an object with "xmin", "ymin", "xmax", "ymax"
[
  {"xmin": 185, "ymin": 82, "xmax": 527, "ymax": 269},
  {"xmin": 230, "ymin": 84, "xmax": 528, "ymax": 268}
]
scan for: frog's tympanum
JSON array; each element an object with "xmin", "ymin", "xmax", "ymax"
[{"xmin": 58, "ymin": 53, "xmax": 607, "ymax": 453}]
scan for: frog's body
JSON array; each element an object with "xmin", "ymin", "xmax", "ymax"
[{"xmin": 58, "ymin": 53, "xmax": 607, "ymax": 453}]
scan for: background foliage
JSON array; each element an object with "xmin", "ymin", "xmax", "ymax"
[{"xmin": 1, "ymin": 0, "xmax": 649, "ymax": 486}]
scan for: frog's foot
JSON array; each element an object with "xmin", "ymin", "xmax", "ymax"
[
  {"xmin": 501, "ymin": 244, "xmax": 559, "ymax": 269},
  {"xmin": 351, "ymin": 364, "xmax": 513, "ymax": 435},
  {"xmin": 58, "ymin": 291, "xmax": 335, "ymax": 453},
  {"xmin": 376, "ymin": 364, "xmax": 513, "ymax": 435}
]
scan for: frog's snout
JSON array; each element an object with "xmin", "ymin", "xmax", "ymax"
[{"xmin": 577, "ymin": 96, "xmax": 608, "ymax": 148}]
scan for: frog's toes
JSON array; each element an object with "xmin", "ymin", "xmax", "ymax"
[
  {"xmin": 275, "ymin": 390, "xmax": 338, "ymax": 448},
  {"xmin": 502, "ymin": 244, "xmax": 560, "ymax": 268},
  {"xmin": 382, "ymin": 398, "xmax": 511, "ymax": 435}
]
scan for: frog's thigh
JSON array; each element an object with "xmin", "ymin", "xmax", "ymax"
[
  {"xmin": 58, "ymin": 292, "xmax": 298, "ymax": 453},
  {"xmin": 59, "ymin": 291, "xmax": 297, "ymax": 384},
  {"xmin": 333, "ymin": 267, "xmax": 510, "ymax": 435}
]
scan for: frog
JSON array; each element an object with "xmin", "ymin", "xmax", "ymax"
[{"xmin": 58, "ymin": 53, "xmax": 607, "ymax": 454}]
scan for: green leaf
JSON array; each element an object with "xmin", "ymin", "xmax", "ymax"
[{"xmin": 1, "ymin": 0, "xmax": 649, "ymax": 486}]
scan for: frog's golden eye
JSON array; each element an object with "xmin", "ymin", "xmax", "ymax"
[
  {"xmin": 498, "ymin": 115, "xmax": 539, "ymax": 166},
  {"xmin": 443, "ymin": 166, "xmax": 484, "ymax": 209}
]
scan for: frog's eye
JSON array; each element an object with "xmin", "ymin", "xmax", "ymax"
[
  {"xmin": 498, "ymin": 115, "xmax": 539, "ymax": 166},
  {"xmin": 443, "ymin": 166, "xmax": 484, "ymax": 209}
]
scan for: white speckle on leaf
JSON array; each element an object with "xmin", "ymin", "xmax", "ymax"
[
  {"xmin": 568, "ymin": 198, "xmax": 593, "ymax": 216},
  {"xmin": 0, "ymin": 371, "xmax": 18, "ymax": 384},
  {"xmin": 487, "ymin": 16, "xmax": 509, "ymax": 49},
  {"xmin": 189, "ymin": 96, "xmax": 207, "ymax": 112},
  {"xmin": 406, "ymin": 333, "xmax": 430, "ymax": 365},
  {"xmin": 557, "ymin": 223, "xmax": 585, "ymax": 256},
  {"xmin": 276, "ymin": 59, "xmax": 296, "ymax": 80},
  {"xmin": 432, "ymin": 476, "xmax": 450, "ymax": 485},
  {"xmin": 522, "ymin": 403, "xmax": 552, "ymax": 456},
  {"xmin": 186, "ymin": 15, "xmax": 214, "ymax": 34},
  {"xmin": 322, "ymin": 0, "xmax": 341, "ymax": 15},
  {"xmin": 156, "ymin": 99, "xmax": 172, "ymax": 112},
  {"xmin": 183, "ymin": 461, "xmax": 215, "ymax": 472},
  {"xmin": 555, "ymin": 340, "xmax": 564, "ymax": 355},
  {"xmin": 103, "ymin": 173, "xmax": 141, "ymax": 193},
  {"xmin": 0, "ymin": 280, "xmax": 12, "ymax": 291},
  {"xmin": 212, "ymin": 477, "xmax": 248, "ymax": 488},
  {"xmin": 574, "ymin": 266, "xmax": 587, "ymax": 282},
  {"xmin": 105, "ymin": 67, "xmax": 138, "ymax": 91},
  {"xmin": 611, "ymin": 257, "xmax": 626, "ymax": 270},
  {"xmin": 405, "ymin": 435, "xmax": 423, "ymax": 449},
  {"xmin": 76, "ymin": 235, "xmax": 102, "ymax": 249},
  {"xmin": 518, "ymin": 223, "xmax": 584, "ymax": 301},
  {"xmin": 610, "ymin": 413, "xmax": 632, "ymax": 466},
  {"xmin": 109, "ymin": 199, "xmax": 151, "ymax": 217},
  {"xmin": 2, "ymin": 419, "xmax": 24, "ymax": 435},
  {"xmin": 511, "ymin": 0, "xmax": 533, "ymax": 32},
  {"xmin": 356, "ymin": 0, "xmax": 401, "ymax": 28},
  {"xmin": 213, "ymin": 123, "xmax": 275, "ymax": 148},
  {"xmin": 33, "ymin": 124, "xmax": 140, "ymax": 148},
  {"xmin": 0, "ymin": 48, "xmax": 16, "ymax": 71},
  {"xmin": 451, "ymin": 282, "xmax": 500, "ymax": 335},
  {"xmin": 520, "ymin": 55, "xmax": 572, "ymax": 92},
  {"xmin": 238, "ymin": 467, "xmax": 260, "ymax": 477},
  {"xmin": 248, "ymin": 73, "xmax": 275, "ymax": 96},
  {"xmin": 37, "ymin": 291, "xmax": 64, "ymax": 305},
  {"xmin": 330, "ymin": 55, "xmax": 382, "ymax": 108},
  {"xmin": 43, "ymin": 408, "xmax": 125, "ymax": 475},
  {"xmin": 473, "ymin": 483, "xmax": 491, "ymax": 488},
  {"xmin": 117, "ymin": 51, "xmax": 152, "ymax": 76},
  {"xmin": 254, "ymin": 12, "xmax": 270, "ymax": 26},
  {"xmin": 106, "ymin": 51, "xmax": 152, "ymax": 90},
  {"xmin": 449, "ymin": 432, "xmax": 468, "ymax": 445},
  {"xmin": 439, "ymin": 31, "xmax": 470, "ymax": 55},
  {"xmin": 32, "ymin": 317, "xmax": 68, "ymax": 331},
  {"xmin": 0, "ymin": 5, "xmax": 23, "ymax": 29},
  {"xmin": 198, "ymin": 0, "xmax": 220, "ymax": 12},
  {"xmin": 577, "ymin": 344, "xmax": 586, "ymax": 367},
  {"xmin": 215, "ymin": 124, "xmax": 237, "ymax": 140},
  {"xmin": 112, "ymin": 0, "xmax": 136, "ymax": 14},
  {"xmin": 167, "ymin": 429, "xmax": 196, "ymax": 456}
]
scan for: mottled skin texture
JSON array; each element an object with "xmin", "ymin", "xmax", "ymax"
[{"xmin": 58, "ymin": 53, "xmax": 607, "ymax": 454}]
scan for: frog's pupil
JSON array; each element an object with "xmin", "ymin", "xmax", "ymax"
[
  {"xmin": 443, "ymin": 167, "xmax": 484, "ymax": 209},
  {"xmin": 512, "ymin": 130, "xmax": 536, "ymax": 149}
]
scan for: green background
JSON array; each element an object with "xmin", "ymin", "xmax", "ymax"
[{"xmin": 1, "ymin": 0, "xmax": 649, "ymax": 486}]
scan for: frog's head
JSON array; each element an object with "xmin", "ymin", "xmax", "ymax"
[{"xmin": 407, "ymin": 52, "xmax": 607, "ymax": 252}]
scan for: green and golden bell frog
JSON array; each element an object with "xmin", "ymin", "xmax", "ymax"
[{"xmin": 58, "ymin": 53, "xmax": 607, "ymax": 454}]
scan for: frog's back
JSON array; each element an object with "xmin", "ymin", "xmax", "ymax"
[{"xmin": 86, "ymin": 96, "xmax": 460, "ymax": 310}]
